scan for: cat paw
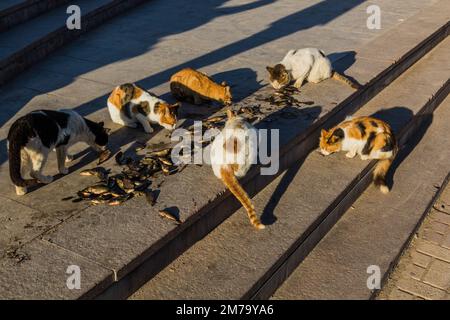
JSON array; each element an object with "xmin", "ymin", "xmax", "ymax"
[
  {"xmin": 59, "ymin": 167, "xmax": 69, "ymax": 175},
  {"xmin": 39, "ymin": 175, "xmax": 53, "ymax": 184},
  {"xmin": 15, "ymin": 186, "xmax": 27, "ymax": 196},
  {"xmin": 144, "ymin": 127, "xmax": 154, "ymax": 134},
  {"xmin": 360, "ymin": 155, "xmax": 369, "ymax": 161},
  {"xmin": 293, "ymin": 81, "xmax": 303, "ymax": 89},
  {"xmin": 346, "ymin": 152, "xmax": 356, "ymax": 158},
  {"xmin": 65, "ymin": 154, "xmax": 74, "ymax": 162}
]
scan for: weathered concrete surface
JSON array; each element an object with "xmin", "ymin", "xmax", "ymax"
[
  {"xmin": 0, "ymin": 0, "xmax": 447, "ymax": 299},
  {"xmin": 0, "ymin": 0, "xmax": 152, "ymax": 84},
  {"xmin": 0, "ymin": 0, "xmax": 113, "ymax": 60},
  {"xmin": 0, "ymin": 239, "xmax": 113, "ymax": 299},
  {"xmin": 272, "ymin": 95, "xmax": 450, "ymax": 300},
  {"xmin": 0, "ymin": 0, "xmax": 69, "ymax": 32},
  {"xmin": 129, "ymin": 37, "xmax": 450, "ymax": 300}
]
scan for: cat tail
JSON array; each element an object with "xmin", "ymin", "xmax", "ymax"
[
  {"xmin": 331, "ymin": 71, "xmax": 360, "ymax": 89},
  {"xmin": 373, "ymin": 158, "xmax": 393, "ymax": 194},
  {"xmin": 8, "ymin": 117, "xmax": 38, "ymax": 187},
  {"xmin": 220, "ymin": 166, "xmax": 265, "ymax": 230}
]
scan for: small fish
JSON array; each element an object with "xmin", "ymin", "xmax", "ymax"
[
  {"xmin": 147, "ymin": 148, "xmax": 171, "ymax": 157},
  {"xmin": 145, "ymin": 190, "xmax": 157, "ymax": 206},
  {"xmin": 77, "ymin": 190, "xmax": 92, "ymax": 199},
  {"xmin": 116, "ymin": 179, "xmax": 134, "ymax": 193},
  {"xmin": 91, "ymin": 198, "xmax": 109, "ymax": 205},
  {"xmin": 161, "ymin": 164, "xmax": 177, "ymax": 176},
  {"xmin": 140, "ymin": 157, "xmax": 156, "ymax": 166},
  {"xmin": 158, "ymin": 157, "xmax": 173, "ymax": 166},
  {"xmin": 85, "ymin": 184, "xmax": 110, "ymax": 195},
  {"xmin": 159, "ymin": 209, "xmax": 182, "ymax": 224},
  {"xmin": 80, "ymin": 167, "xmax": 109, "ymax": 181},
  {"xmin": 108, "ymin": 194, "xmax": 132, "ymax": 206},
  {"xmin": 98, "ymin": 149, "xmax": 112, "ymax": 165}
]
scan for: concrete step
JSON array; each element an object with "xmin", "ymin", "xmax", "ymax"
[
  {"xmin": 0, "ymin": 0, "xmax": 69, "ymax": 32},
  {"xmin": 0, "ymin": 1, "xmax": 448, "ymax": 300},
  {"xmin": 0, "ymin": 0, "xmax": 149, "ymax": 85},
  {"xmin": 272, "ymin": 94, "xmax": 450, "ymax": 300},
  {"xmin": 129, "ymin": 36, "xmax": 450, "ymax": 299}
]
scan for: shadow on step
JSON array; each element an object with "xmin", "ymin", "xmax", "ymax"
[
  {"xmin": 371, "ymin": 106, "xmax": 433, "ymax": 191},
  {"xmin": 388, "ymin": 113, "xmax": 433, "ymax": 191}
]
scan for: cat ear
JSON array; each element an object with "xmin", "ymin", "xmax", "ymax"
[
  {"xmin": 221, "ymin": 81, "xmax": 228, "ymax": 87},
  {"xmin": 321, "ymin": 129, "xmax": 327, "ymax": 136},
  {"xmin": 98, "ymin": 121, "xmax": 104, "ymax": 127},
  {"xmin": 266, "ymin": 66, "xmax": 274, "ymax": 74}
]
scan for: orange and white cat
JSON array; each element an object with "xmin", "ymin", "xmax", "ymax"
[
  {"xmin": 170, "ymin": 68, "xmax": 232, "ymax": 106},
  {"xmin": 210, "ymin": 110, "xmax": 264, "ymax": 229},
  {"xmin": 107, "ymin": 83, "xmax": 179, "ymax": 133},
  {"xmin": 319, "ymin": 116, "xmax": 397, "ymax": 194}
]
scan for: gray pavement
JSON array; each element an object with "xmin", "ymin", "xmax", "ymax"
[{"xmin": 0, "ymin": 0, "xmax": 446, "ymax": 298}]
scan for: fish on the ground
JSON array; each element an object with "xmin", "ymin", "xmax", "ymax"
[
  {"xmin": 159, "ymin": 209, "xmax": 182, "ymax": 224},
  {"xmin": 98, "ymin": 149, "xmax": 112, "ymax": 165}
]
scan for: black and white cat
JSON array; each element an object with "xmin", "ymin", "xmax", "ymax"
[{"xmin": 7, "ymin": 109, "xmax": 109, "ymax": 195}]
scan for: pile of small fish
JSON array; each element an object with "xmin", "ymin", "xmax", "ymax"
[
  {"xmin": 68, "ymin": 147, "xmax": 180, "ymax": 207},
  {"xmin": 261, "ymin": 86, "xmax": 314, "ymax": 108}
]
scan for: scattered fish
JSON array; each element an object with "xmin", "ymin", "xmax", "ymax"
[
  {"xmin": 159, "ymin": 209, "xmax": 182, "ymax": 224},
  {"xmin": 147, "ymin": 148, "xmax": 171, "ymax": 157},
  {"xmin": 98, "ymin": 149, "xmax": 112, "ymax": 165},
  {"xmin": 80, "ymin": 167, "xmax": 109, "ymax": 181}
]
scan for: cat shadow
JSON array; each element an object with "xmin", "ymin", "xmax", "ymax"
[
  {"xmin": 211, "ymin": 68, "xmax": 264, "ymax": 102},
  {"xmin": 254, "ymin": 104, "xmax": 322, "ymax": 225},
  {"xmin": 370, "ymin": 107, "xmax": 432, "ymax": 191},
  {"xmin": 329, "ymin": 50, "xmax": 361, "ymax": 88}
]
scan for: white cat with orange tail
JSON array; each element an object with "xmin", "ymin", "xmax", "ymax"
[{"xmin": 210, "ymin": 110, "xmax": 264, "ymax": 230}]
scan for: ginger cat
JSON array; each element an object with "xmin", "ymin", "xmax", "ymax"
[
  {"xmin": 170, "ymin": 68, "xmax": 232, "ymax": 106},
  {"xmin": 266, "ymin": 48, "xmax": 360, "ymax": 90},
  {"xmin": 320, "ymin": 116, "xmax": 397, "ymax": 194},
  {"xmin": 210, "ymin": 110, "xmax": 264, "ymax": 229},
  {"xmin": 108, "ymin": 83, "xmax": 179, "ymax": 133}
]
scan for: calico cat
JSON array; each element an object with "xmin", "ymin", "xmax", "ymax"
[
  {"xmin": 108, "ymin": 83, "xmax": 179, "ymax": 133},
  {"xmin": 319, "ymin": 116, "xmax": 397, "ymax": 194},
  {"xmin": 210, "ymin": 110, "xmax": 264, "ymax": 229},
  {"xmin": 170, "ymin": 68, "xmax": 232, "ymax": 106},
  {"xmin": 266, "ymin": 48, "xmax": 360, "ymax": 90},
  {"xmin": 8, "ymin": 109, "xmax": 109, "ymax": 195}
]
